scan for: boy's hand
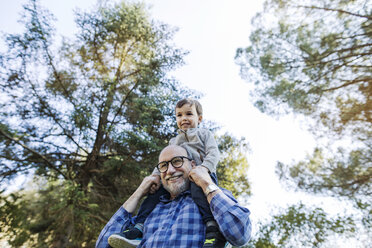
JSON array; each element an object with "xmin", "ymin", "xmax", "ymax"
[
  {"xmin": 188, "ymin": 165, "xmax": 213, "ymax": 189},
  {"xmin": 123, "ymin": 174, "xmax": 160, "ymax": 213},
  {"xmin": 137, "ymin": 175, "xmax": 160, "ymax": 197}
]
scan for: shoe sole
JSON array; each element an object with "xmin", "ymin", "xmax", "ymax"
[
  {"xmin": 108, "ymin": 234, "xmax": 141, "ymax": 248},
  {"xmin": 108, "ymin": 234, "xmax": 231, "ymax": 248}
]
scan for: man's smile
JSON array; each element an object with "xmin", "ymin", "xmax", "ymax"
[{"xmin": 165, "ymin": 173, "xmax": 183, "ymax": 182}]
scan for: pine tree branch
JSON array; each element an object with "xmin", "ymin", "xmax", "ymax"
[
  {"xmin": 322, "ymin": 77, "xmax": 372, "ymax": 92},
  {"xmin": 315, "ymin": 52, "xmax": 371, "ymax": 65},
  {"xmin": 108, "ymin": 78, "xmax": 140, "ymax": 131},
  {"xmin": 88, "ymin": 213, "xmax": 107, "ymax": 224},
  {"xmin": 0, "ymin": 128, "xmax": 68, "ymax": 179},
  {"xmin": 298, "ymin": 5, "xmax": 372, "ymax": 20},
  {"xmin": 319, "ymin": 43, "xmax": 372, "ymax": 61},
  {"xmin": 29, "ymin": 1, "xmax": 78, "ymax": 109},
  {"xmin": 26, "ymin": 78, "xmax": 89, "ymax": 155}
]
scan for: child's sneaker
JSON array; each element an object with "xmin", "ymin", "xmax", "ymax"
[
  {"xmin": 108, "ymin": 223, "xmax": 143, "ymax": 248},
  {"xmin": 202, "ymin": 221, "xmax": 227, "ymax": 248}
]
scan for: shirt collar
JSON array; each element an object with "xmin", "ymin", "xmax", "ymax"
[
  {"xmin": 177, "ymin": 128, "xmax": 197, "ymax": 134},
  {"xmin": 159, "ymin": 189, "xmax": 191, "ymax": 203}
]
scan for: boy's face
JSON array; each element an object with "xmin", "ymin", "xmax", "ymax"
[{"xmin": 175, "ymin": 104, "xmax": 202, "ymax": 131}]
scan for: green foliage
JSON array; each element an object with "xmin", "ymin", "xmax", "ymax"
[
  {"xmin": 277, "ymin": 147, "xmax": 372, "ymax": 200},
  {"xmin": 0, "ymin": 191, "xmax": 32, "ymax": 246},
  {"xmin": 244, "ymin": 0, "xmax": 372, "ymax": 216},
  {"xmin": 277, "ymin": 147, "xmax": 372, "ymax": 230},
  {"xmin": 0, "ymin": 179, "xmax": 107, "ymax": 247},
  {"xmin": 236, "ymin": 0, "xmax": 371, "ymax": 245},
  {"xmin": 0, "ymin": 0, "xmax": 183, "ymax": 246},
  {"xmin": 0, "ymin": 0, "xmax": 251, "ymax": 246},
  {"xmin": 217, "ymin": 133, "xmax": 251, "ymax": 198},
  {"xmin": 245, "ymin": 203, "xmax": 356, "ymax": 248},
  {"xmin": 236, "ymin": 0, "xmax": 371, "ymax": 138}
]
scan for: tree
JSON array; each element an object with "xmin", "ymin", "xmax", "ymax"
[
  {"xmin": 0, "ymin": 0, "xmax": 251, "ymax": 246},
  {"xmin": 276, "ymin": 147, "xmax": 372, "ymax": 230},
  {"xmin": 245, "ymin": 203, "xmax": 356, "ymax": 248},
  {"xmin": 236, "ymin": 0, "xmax": 371, "ymax": 138},
  {"xmin": 0, "ymin": 0, "xmax": 182, "ymax": 245},
  {"xmin": 217, "ymin": 134, "xmax": 251, "ymax": 198},
  {"xmin": 235, "ymin": 0, "xmax": 371, "ymax": 245}
]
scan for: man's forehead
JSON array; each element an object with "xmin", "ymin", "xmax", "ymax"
[{"xmin": 159, "ymin": 146, "xmax": 187, "ymax": 161}]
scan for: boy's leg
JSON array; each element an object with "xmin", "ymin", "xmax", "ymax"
[
  {"xmin": 190, "ymin": 174, "xmax": 227, "ymax": 248},
  {"xmin": 190, "ymin": 172, "xmax": 218, "ymax": 223},
  {"xmin": 210, "ymin": 172, "xmax": 218, "ymax": 185},
  {"xmin": 136, "ymin": 185, "xmax": 168, "ymax": 223},
  {"xmin": 190, "ymin": 181, "xmax": 214, "ymax": 223}
]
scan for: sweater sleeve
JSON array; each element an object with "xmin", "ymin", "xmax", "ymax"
[
  {"xmin": 199, "ymin": 129, "xmax": 220, "ymax": 174},
  {"xmin": 169, "ymin": 136, "xmax": 177, "ymax": 145}
]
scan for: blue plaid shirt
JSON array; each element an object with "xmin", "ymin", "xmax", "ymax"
[{"xmin": 96, "ymin": 189, "xmax": 251, "ymax": 248}]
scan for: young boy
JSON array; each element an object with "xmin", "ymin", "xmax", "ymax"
[{"xmin": 108, "ymin": 99, "xmax": 226, "ymax": 248}]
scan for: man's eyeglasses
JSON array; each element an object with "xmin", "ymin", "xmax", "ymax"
[{"xmin": 156, "ymin": 156, "xmax": 192, "ymax": 173}]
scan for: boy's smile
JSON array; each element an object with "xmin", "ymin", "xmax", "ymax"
[{"xmin": 175, "ymin": 104, "xmax": 203, "ymax": 131}]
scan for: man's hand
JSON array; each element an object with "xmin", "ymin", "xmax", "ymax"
[
  {"xmin": 149, "ymin": 175, "xmax": 161, "ymax": 194},
  {"xmin": 123, "ymin": 174, "xmax": 160, "ymax": 213}
]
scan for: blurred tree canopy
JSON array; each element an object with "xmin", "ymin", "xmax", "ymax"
[
  {"xmin": 0, "ymin": 0, "xmax": 251, "ymax": 247},
  {"xmin": 236, "ymin": 0, "xmax": 371, "ymax": 138},
  {"xmin": 217, "ymin": 134, "xmax": 251, "ymax": 198},
  {"xmin": 236, "ymin": 0, "xmax": 370, "ymax": 246},
  {"xmin": 244, "ymin": 203, "xmax": 356, "ymax": 248}
]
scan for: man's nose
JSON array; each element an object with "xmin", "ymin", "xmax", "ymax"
[{"xmin": 167, "ymin": 163, "xmax": 176, "ymax": 174}]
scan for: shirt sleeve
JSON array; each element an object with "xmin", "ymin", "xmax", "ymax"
[
  {"xmin": 210, "ymin": 189, "xmax": 252, "ymax": 246},
  {"xmin": 95, "ymin": 206, "xmax": 133, "ymax": 248},
  {"xmin": 200, "ymin": 129, "xmax": 220, "ymax": 174}
]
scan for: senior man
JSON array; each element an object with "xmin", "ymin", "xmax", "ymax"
[{"xmin": 96, "ymin": 145, "xmax": 251, "ymax": 247}]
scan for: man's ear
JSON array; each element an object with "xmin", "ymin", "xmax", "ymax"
[{"xmin": 198, "ymin": 115, "xmax": 203, "ymax": 124}]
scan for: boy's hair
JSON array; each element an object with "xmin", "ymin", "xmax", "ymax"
[{"xmin": 175, "ymin": 98, "xmax": 203, "ymax": 116}]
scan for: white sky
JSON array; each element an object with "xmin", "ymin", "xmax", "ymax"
[{"xmin": 1, "ymin": 0, "xmax": 357, "ymax": 246}]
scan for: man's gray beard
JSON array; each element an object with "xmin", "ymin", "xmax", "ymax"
[{"xmin": 164, "ymin": 177, "xmax": 190, "ymax": 197}]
